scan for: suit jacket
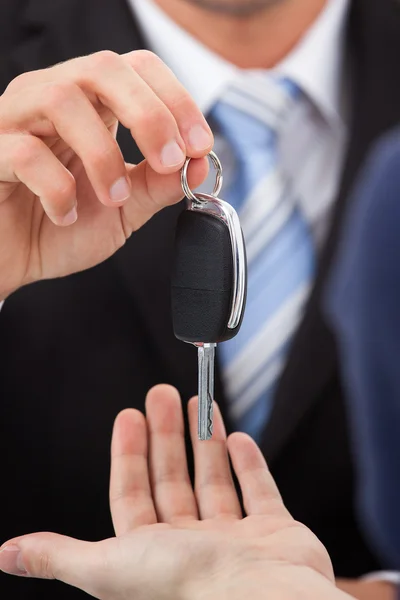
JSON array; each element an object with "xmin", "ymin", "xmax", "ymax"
[
  {"xmin": 0, "ymin": 1, "xmax": 400, "ymax": 597},
  {"xmin": 326, "ymin": 128, "xmax": 400, "ymax": 569}
]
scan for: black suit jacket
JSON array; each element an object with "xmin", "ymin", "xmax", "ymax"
[{"xmin": 1, "ymin": 1, "xmax": 400, "ymax": 598}]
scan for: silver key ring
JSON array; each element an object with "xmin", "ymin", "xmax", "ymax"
[{"xmin": 181, "ymin": 150, "xmax": 223, "ymax": 202}]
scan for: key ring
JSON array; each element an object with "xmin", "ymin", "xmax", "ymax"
[{"xmin": 181, "ymin": 150, "xmax": 223, "ymax": 203}]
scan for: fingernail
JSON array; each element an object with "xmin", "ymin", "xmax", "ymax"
[
  {"xmin": 188, "ymin": 124, "xmax": 213, "ymax": 152},
  {"xmin": 110, "ymin": 176, "xmax": 131, "ymax": 203},
  {"xmin": 0, "ymin": 545, "xmax": 27, "ymax": 576},
  {"xmin": 160, "ymin": 140, "xmax": 185, "ymax": 168},
  {"xmin": 55, "ymin": 206, "xmax": 78, "ymax": 227}
]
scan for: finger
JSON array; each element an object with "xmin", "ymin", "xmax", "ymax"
[
  {"xmin": 0, "ymin": 133, "xmax": 77, "ymax": 226},
  {"xmin": 122, "ymin": 156, "xmax": 208, "ymax": 234},
  {"xmin": 146, "ymin": 385, "xmax": 198, "ymax": 522},
  {"xmin": 124, "ymin": 50, "xmax": 214, "ymax": 157},
  {"xmin": 0, "ymin": 534, "xmax": 96, "ymax": 583},
  {"xmin": 11, "ymin": 52, "xmax": 214, "ymax": 166},
  {"xmin": 69, "ymin": 51, "xmax": 193, "ymax": 173},
  {"xmin": 110, "ymin": 409, "xmax": 157, "ymax": 535},
  {"xmin": 0, "ymin": 533, "xmax": 118, "ymax": 599},
  {"xmin": 1, "ymin": 81, "xmax": 132, "ymax": 208},
  {"xmin": 227, "ymin": 432, "xmax": 290, "ymax": 517},
  {"xmin": 188, "ymin": 397, "xmax": 242, "ymax": 519}
]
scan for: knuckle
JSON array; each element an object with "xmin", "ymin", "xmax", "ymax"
[
  {"xmin": 88, "ymin": 49, "xmax": 120, "ymax": 71},
  {"xmin": 110, "ymin": 485, "xmax": 144, "ymax": 504},
  {"xmin": 12, "ymin": 136, "xmax": 43, "ymax": 169},
  {"xmin": 197, "ymin": 473, "xmax": 232, "ymax": 491},
  {"xmin": 129, "ymin": 49, "xmax": 161, "ymax": 71},
  {"xmin": 88, "ymin": 142, "xmax": 119, "ymax": 171},
  {"xmin": 134, "ymin": 102, "xmax": 171, "ymax": 131},
  {"xmin": 5, "ymin": 72, "xmax": 32, "ymax": 94},
  {"xmin": 43, "ymin": 82, "xmax": 78, "ymax": 113},
  {"xmin": 4, "ymin": 70, "xmax": 49, "ymax": 95},
  {"xmin": 154, "ymin": 465, "xmax": 184, "ymax": 485},
  {"xmin": 54, "ymin": 176, "xmax": 76, "ymax": 204},
  {"xmin": 38, "ymin": 551, "xmax": 54, "ymax": 579},
  {"xmin": 169, "ymin": 92, "xmax": 195, "ymax": 115}
]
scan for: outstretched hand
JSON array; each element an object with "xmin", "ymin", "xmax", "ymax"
[{"xmin": 0, "ymin": 385, "xmax": 350, "ymax": 600}]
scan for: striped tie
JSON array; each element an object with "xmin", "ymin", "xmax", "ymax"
[{"xmin": 212, "ymin": 74, "xmax": 315, "ymax": 441}]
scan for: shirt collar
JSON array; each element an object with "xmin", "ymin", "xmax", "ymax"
[
  {"xmin": 130, "ymin": 0, "xmax": 237, "ymax": 114},
  {"xmin": 277, "ymin": 0, "xmax": 350, "ymax": 127},
  {"xmin": 130, "ymin": 0, "xmax": 349, "ymax": 125}
]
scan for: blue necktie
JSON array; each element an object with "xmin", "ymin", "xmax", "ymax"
[{"xmin": 212, "ymin": 74, "xmax": 315, "ymax": 441}]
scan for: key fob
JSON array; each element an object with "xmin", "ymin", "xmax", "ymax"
[
  {"xmin": 172, "ymin": 152, "xmax": 248, "ymax": 441},
  {"xmin": 171, "ymin": 193, "xmax": 247, "ymax": 344}
]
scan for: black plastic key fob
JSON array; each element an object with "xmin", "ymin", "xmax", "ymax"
[{"xmin": 171, "ymin": 200, "xmax": 247, "ymax": 344}]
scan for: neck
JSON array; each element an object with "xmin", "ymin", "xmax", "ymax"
[{"xmin": 154, "ymin": 0, "xmax": 328, "ymax": 68}]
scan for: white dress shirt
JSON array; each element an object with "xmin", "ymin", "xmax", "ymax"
[{"xmin": 130, "ymin": 0, "xmax": 350, "ymax": 247}]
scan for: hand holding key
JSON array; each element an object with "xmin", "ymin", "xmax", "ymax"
[
  {"xmin": 172, "ymin": 152, "xmax": 247, "ymax": 439},
  {"xmin": 0, "ymin": 50, "xmax": 212, "ymax": 301}
]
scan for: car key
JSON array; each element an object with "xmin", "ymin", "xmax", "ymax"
[{"xmin": 171, "ymin": 151, "xmax": 247, "ymax": 440}]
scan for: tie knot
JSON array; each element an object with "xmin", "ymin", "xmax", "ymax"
[{"xmin": 211, "ymin": 74, "xmax": 299, "ymax": 154}]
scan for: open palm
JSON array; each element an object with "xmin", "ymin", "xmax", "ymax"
[{"xmin": 0, "ymin": 385, "xmax": 348, "ymax": 600}]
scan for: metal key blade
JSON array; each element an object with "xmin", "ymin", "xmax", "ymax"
[{"xmin": 198, "ymin": 343, "xmax": 216, "ymax": 440}]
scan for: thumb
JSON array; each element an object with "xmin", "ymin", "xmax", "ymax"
[{"xmin": 0, "ymin": 533, "xmax": 110, "ymax": 598}]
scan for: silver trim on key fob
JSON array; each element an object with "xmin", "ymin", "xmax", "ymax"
[
  {"xmin": 181, "ymin": 151, "xmax": 246, "ymax": 331},
  {"xmin": 189, "ymin": 193, "xmax": 246, "ymax": 330}
]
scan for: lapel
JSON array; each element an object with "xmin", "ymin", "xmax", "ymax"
[
  {"xmin": 9, "ymin": 0, "xmax": 143, "ymax": 69},
  {"xmin": 261, "ymin": 0, "xmax": 400, "ymax": 462}
]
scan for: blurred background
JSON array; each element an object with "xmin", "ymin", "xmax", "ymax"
[{"xmin": 1, "ymin": 0, "xmax": 400, "ymax": 599}]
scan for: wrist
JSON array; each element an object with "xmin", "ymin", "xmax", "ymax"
[{"xmin": 336, "ymin": 578, "xmax": 396, "ymax": 600}]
